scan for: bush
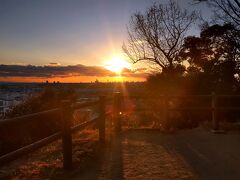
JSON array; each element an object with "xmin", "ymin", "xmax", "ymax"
[{"xmin": 0, "ymin": 87, "xmax": 77, "ymax": 156}]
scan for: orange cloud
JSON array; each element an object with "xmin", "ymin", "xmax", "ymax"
[{"xmin": 0, "ymin": 64, "xmax": 147, "ymax": 82}]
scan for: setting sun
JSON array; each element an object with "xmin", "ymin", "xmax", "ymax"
[{"xmin": 104, "ymin": 56, "xmax": 131, "ymax": 74}]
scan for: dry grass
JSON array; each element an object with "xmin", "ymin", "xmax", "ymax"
[{"xmin": 0, "ymin": 128, "xmax": 100, "ymax": 179}]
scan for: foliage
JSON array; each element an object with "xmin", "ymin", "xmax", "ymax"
[
  {"xmin": 123, "ymin": 0, "xmax": 197, "ymax": 73},
  {"xmin": 0, "ymin": 88, "xmax": 77, "ymax": 156},
  {"xmin": 144, "ymin": 22, "xmax": 240, "ymax": 130},
  {"xmin": 146, "ymin": 71, "xmax": 186, "ymax": 95},
  {"xmin": 180, "ymin": 23, "xmax": 240, "ymax": 93},
  {"xmin": 4, "ymin": 87, "xmax": 77, "ymax": 118},
  {"xmin": 123, "ymin": 0, "xmax": 240, "ymax": 131}
]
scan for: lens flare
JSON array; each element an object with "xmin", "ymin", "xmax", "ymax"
[{"xmin": 104, "ymin": 56, "xmax": 131, "ymax": 74}]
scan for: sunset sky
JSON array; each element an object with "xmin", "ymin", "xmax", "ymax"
[{"xmin": 0, "ymin": 0, "xmax": 212, "ymax": 82}]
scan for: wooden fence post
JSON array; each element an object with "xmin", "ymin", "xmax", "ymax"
[
  {"xmin": 98, "ymin": 96, "xmax": 106, "ymax": 143},
  {"xmin": 212, "ymin": 92, "xmax": 218, "ymax": 131},
  {"xmin": 114, "ymin": 92, "xmax": 122, "ymax": 133},
  {"xmin": 61, "ymin": 100, "xmax": 72, "ymax": 170},
  {"xmin": 163, "ymin": 95, "xmax": 168, "ymax": 127}
]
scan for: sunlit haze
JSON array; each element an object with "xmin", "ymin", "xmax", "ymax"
[
  {"xmin": 0, "ymin": 0, "xmax": 212, "ymax": 82},
  {"xmin": 104, "ymin": 56, "xmax": 131, "ymax": 74}
]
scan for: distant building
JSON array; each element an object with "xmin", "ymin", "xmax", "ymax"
[
  {"xmin": 0, "ymin": 90, "xmax": 39, "ymax": 115},
  {"xmin": 0, "ymin": 83, "xmax": 45, "ymax": 117},
  {"xmin": 0, "ymin": 98, "xmax": 17, "ymax": 114}
]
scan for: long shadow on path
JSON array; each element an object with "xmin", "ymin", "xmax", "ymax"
[
  {"xmin": 123, "ymin": 128, "xmax": 240, "ymax": 180},
  {"xmin": 70, "ymin": 134, "xmax": 124, "ymax": 180},
  {"xmin": 68, "ymin": 128, "xmax": 240, "ymax": 179}
]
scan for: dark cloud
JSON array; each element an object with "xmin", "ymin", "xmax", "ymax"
[
  {"xmin": 46, "ymin": 63, "xmax": 61, "ymax": 67},
  {"xmin": 0, "ymin": 64, "xmax": 148, "ymax": 78},
  {"xmin": 0, "ymin": 64, "xmax": 114, "ymax": 78}
]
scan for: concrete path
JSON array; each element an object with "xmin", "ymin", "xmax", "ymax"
[{"xmin": 72, "ymin": 129, "xmax": 240, "ymax": 180}]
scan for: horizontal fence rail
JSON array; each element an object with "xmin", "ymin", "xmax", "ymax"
[
  {"xmin": 124, "ymin": 93, "xmax": 240, "ymax": 132},
  {"xmin": 134, "ymin": 107, "xmax": 240, "ymax": 111},
  {"xmin": 1, "ymin": 92, "xmax": 239, "ymax": 170},
  {"xmin": 0, "ymin": 131, "xmax": 62, "ymax": 165},
  {"xmin": 126, "ymin": 94, "xmax": 240, "ymax": 99},
  {"xmin": 0, "ymin": 116, "xmax": 101, "ymax": 166},
  {"xmin": 71, "ymin": 100, "xmax": 99, "ymax": 110},
  {"xmin": 0, "ymin": 95, "xmax": 118, "ymax": 170},
  {"xmin": 0, "ymin": 108, "xmax": 60, "ymax": 127},
  {"xmin": 71, "ymin": 117, "xmax": 98, "ymax": 133}
]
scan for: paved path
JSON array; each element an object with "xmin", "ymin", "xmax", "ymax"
[{"xmin": 72, "ymin": 129, "xmax": 240, "ymax": 180}]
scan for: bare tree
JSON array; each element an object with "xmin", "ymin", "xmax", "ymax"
[
  {"xmin": 123, "ymin": 0, "xmax": 197, "ymax": 72},
  {"xmin": 196, "ymin": 0, "xmax": 240, "ymax": 26}
]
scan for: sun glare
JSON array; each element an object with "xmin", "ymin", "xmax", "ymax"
[{"xmin": 104, "ymin": 56, "xmax": 131, "ymax": 74}]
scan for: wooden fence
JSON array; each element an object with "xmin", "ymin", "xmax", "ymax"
[
  {"xmin": 0, "ymin": 92, "xmax": 240, "ymax": 169},
  {"xmin": 127, "ymin": 93, "xmax": 240, "ymax": 132},
  {"xmin": 0, "ymin": 93, "xmax": 122, "ymax": 170}
]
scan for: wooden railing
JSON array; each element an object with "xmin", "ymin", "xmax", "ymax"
[
  {"xmin": 1, "ymin": 92, "xmax": 239, "ymax": 169},
  {"xmin": 0, "ymin": 108, "xmax": 62, "ymax": 165},
  {"xmin": 0, "ymin": 93, "xmax": 123, "ymax": 170},
  {"xmin": 125, "ymin": 93, "xmax": 240, "ymax": 132}
]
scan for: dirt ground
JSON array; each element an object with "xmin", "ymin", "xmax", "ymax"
[
  {"xmin": 1, "ymin": 128, "xmax": 240, "ymax": 179},
  {"xmin": 70, "ymin": 128, "xmax": 240, "ymax": 180}
]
